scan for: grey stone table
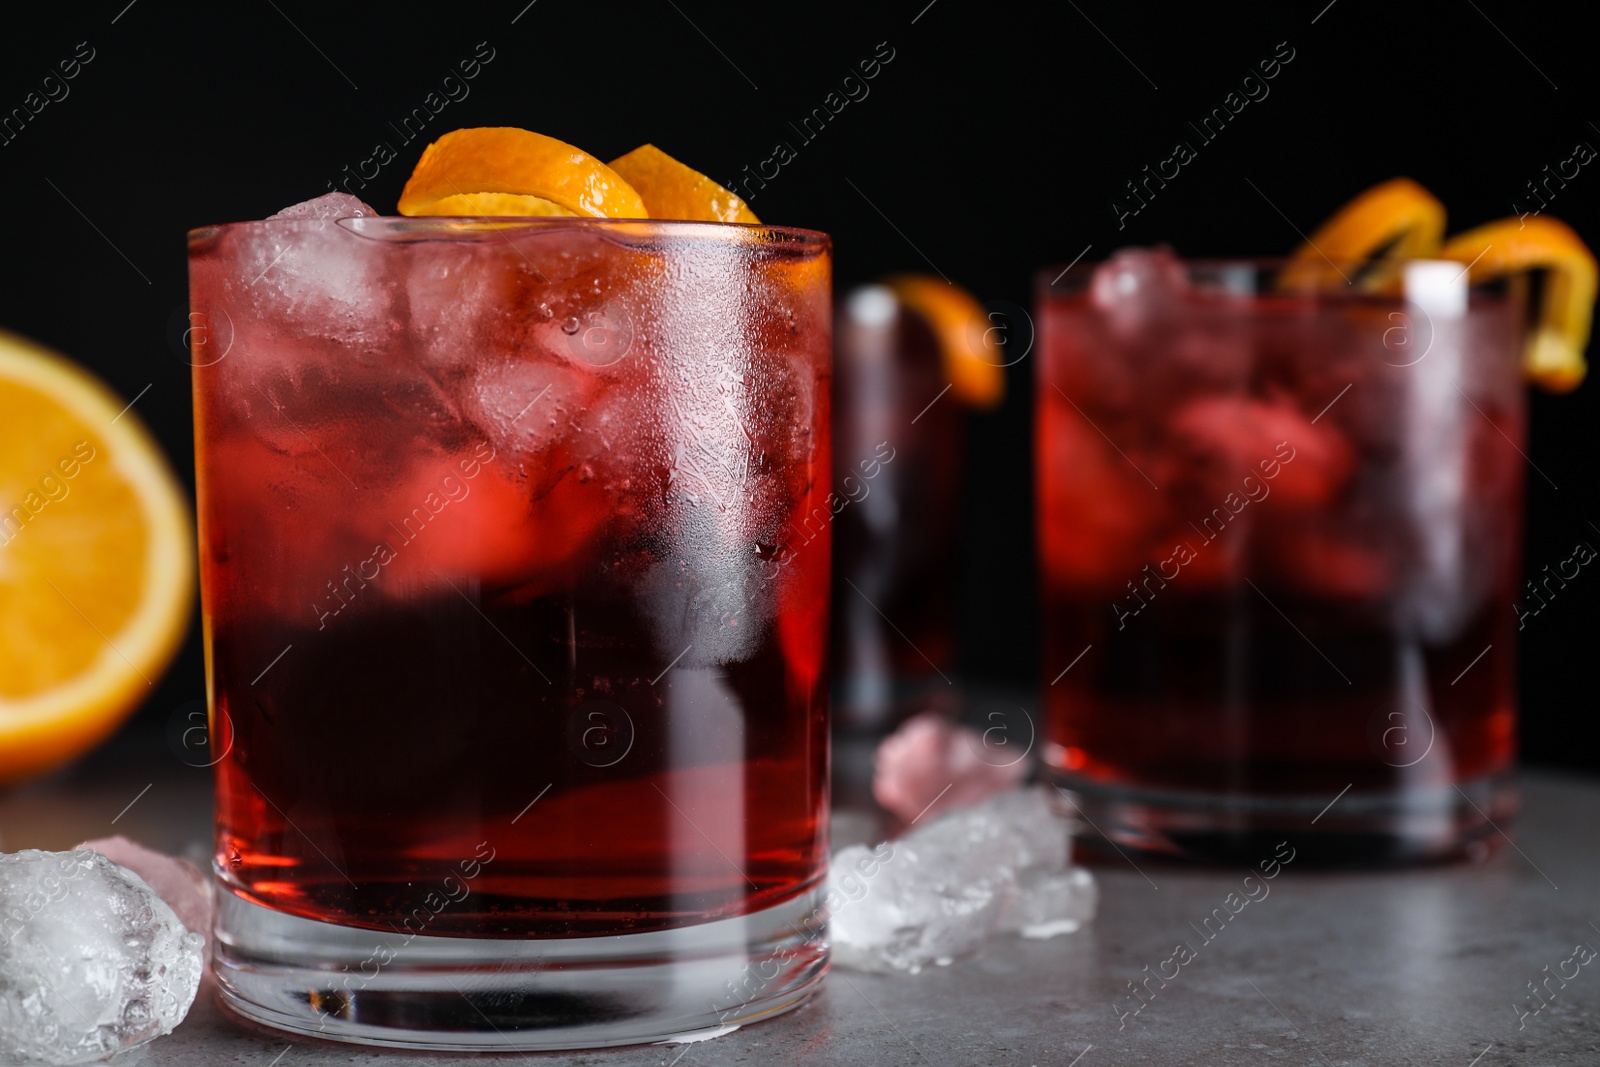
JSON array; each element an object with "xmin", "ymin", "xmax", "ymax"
[{"xmin": 3, "ymin": 737, "xmax": 1597, "ymax": 1066}]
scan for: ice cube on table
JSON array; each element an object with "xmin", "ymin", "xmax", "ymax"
[
  {"xmin": 829, "ymin": 787, "xmax": 1095, "ymax": 974},
  {"xmin": 872, "ymin": 712, "xmax": 1031, "ymax": 825},
  {"xmin": 976, "ymin": 787, "xmax": 1070, "ymax": 872},
  {"xmin": 1001, "ymin": 867, "xmax": 1099, "ymax": 940},
  {"xmin": 827, "ymin": 839, "xmax": 1004, "ymax": 974},
  {"xmin": 76, "ymin": 837, "xmax": 212, "ymax": 947},
  {"xmin": 0, "ymin": 849, "xmax": 204, "ymax": 1065}
]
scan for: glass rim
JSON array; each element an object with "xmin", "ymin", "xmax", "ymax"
[
  {"xmin": 188, "ymin": 215, "xmax": 830, "ymax": 248},
  {"xmin": 1036, "ymin": 255, "xmax": 1507, "ymax": 295}
]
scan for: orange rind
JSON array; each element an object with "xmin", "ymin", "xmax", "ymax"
[
  {"xmin": 609, "ymin": 144, "xmax": 759, "ymax": 224},
  {"xmin": 1281, "ymin": 178, "xmax": 1446, "ymax": 292},
  {"xmin": 1439, "ymin": 216, "xmax": 1597, "ymax": 392},
  {"xmin": 884, "ymin": 274, "xmax": 1005, "ymax": 408},
  {"xmin": 398, "ymin": 127, "xmax": 646, "ymax": 219}
]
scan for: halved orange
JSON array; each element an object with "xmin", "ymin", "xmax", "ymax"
[
  {"xmin": 0, "ymin": 331, "xmax": 192, "ymax": 784},
  {"xmin": 398, "ymin": 127, "xmax": 647, "ymax": 219},
  {"xmin": 1440, "ymin": 216, "xmax": 1598, "ymax": 392},
  {"xmin": 608, "ymin": 145, "xmax": 760, "ymax": 224},
  {"xmin": 883, "ymin": 274, "xmax": 1005, "ymax": 408},
  {"xmin": 1281, "ymin": 178, "xmax": 1447, "ymax": 291}
]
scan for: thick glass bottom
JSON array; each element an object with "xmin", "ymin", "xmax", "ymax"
[
  {"xmin": 1049, "ymin": 770, "xmax": 1518, "ymax": 866},
  {"xmin": 213, "ymin": 884, "xmax": 828, "ymax": 1051}
]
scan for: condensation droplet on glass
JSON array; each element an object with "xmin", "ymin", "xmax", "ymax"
[
  {"xmin": 536, "ymin": 302, "xmax": 554, "ymax": 319},
  {"xmin": 560, "ymin": 317, "xmax": 581, "ymax": 335}
]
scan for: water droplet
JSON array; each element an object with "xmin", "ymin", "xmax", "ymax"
[
  {"xmin": 560, "ymin": 317, "xmax": 581, "ymax": 335},
  {"xmin": 537, "ymin": 302, "xmax": 554, "ymax": 319}
]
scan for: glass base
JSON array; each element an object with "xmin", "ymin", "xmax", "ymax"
[
  {"xmin": 1049, "ymin": 770, "xmax": 1518, "ymax": 866},
  {"xmin": 213, "ymin": 885, "xmax": 828, "ymax": 1051}
]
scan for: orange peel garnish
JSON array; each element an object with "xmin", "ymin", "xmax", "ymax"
[
  {"xmin": 1281, "ymin": 177, "xmax": 1446, "ymax": 291},
  {"xmin": 1439, "ymin": 215, "xmax": 1597, "ymax": 392},
  {"xmin": 408, "ymin": 191, "xmax": 577, "ymax": 217},
  {"xmin": 398, "ymin": 127, "xmax": 646, "ymax": 219},
  {"xmin": 608, "ymin": 144, "xmax": 759, "ymax": 224},
  {"xmin": 883, "ymin": 274, "xmax": 1005, "ymax": 409}
]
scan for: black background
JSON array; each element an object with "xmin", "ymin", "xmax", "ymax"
[{"xmin": 1, "ymin": 1, "xmax": 1594, "ymax": 774}]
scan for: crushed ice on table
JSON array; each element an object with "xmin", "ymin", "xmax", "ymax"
[
  {"xmin": 873, "ymin": 711, "xmax": 1031, "ymax": 824},
  {"xmin": 1002, "ymin": 867, "xmax": 1099, "ymax": 940},
  {"xmin": 76, "ymin": 837, "xmax": 213, "ymax": 950},
  {"xmin": 0, "ymin": 849, "xmax": 204, "ymax": 1065},
  {"xmin": 829, "ymin": 787, "xmax": 1096, "ymax": 974}
]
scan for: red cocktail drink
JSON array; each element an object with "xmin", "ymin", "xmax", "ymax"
[
  {"xmin": 1036, "ymin": 252, "xmax": 1521, "ymax": 862},
  {"xmin": 190, "ymin": 214, "xmax": 831, "ymax": 1047}
]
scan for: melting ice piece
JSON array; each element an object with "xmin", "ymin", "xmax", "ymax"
[
  {"xmin": 873, "ymin": 712, "xmax": 1031, "ymax": 824},
  {"xmin": 76, "ymin": 837, "xmax": 213, "ymax": 947},
  {"xmin": 0, "ymin": 849, "xmax": 204, "ymax": 1065},
  {"xmin": 1001, "ymin": 867, "xmax": 1099, "ymax": 940},
  {"xmin": 829, "ymin": 787, "xmax": 1094, "ymax": 974},
  {"xmin": 268, "ymin": 191, "xmax": 377, "ymax": 220}
]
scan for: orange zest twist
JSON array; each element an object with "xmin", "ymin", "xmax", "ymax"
[
  {"xmin": 398, "ymin": 127, "xmax": 647, "ymax": 219},
  {"xmin": 1280, "ymin": 177, "xmax": 1446, "ymax": 292},
  {"xmin": 1439, "ymin": 216, "xmax": 1598, "ymax": 392},
  {"xmin": 884, "ymin": 274, "xmax": 1005, "ymax": 409},
  {"xmin": 609, "ymin": 145, "xmax": 760, "ymax": 224}
]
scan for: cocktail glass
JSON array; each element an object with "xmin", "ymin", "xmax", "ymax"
[
  {"xmin": 831, "ymin": 285, "xmax": 962, "ymax": 731},
  {"xmin": 1036, "ymin": 252, "xmax": 1522, "ymax": 863},
  {"xmin": 188, "ymin": 213, "xmax": 832, "ymax": 1048}
]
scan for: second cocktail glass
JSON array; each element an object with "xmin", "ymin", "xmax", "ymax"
[{"xmin": 1036, "ymin": 252, "xmax": 1523, "ymax": 863}]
